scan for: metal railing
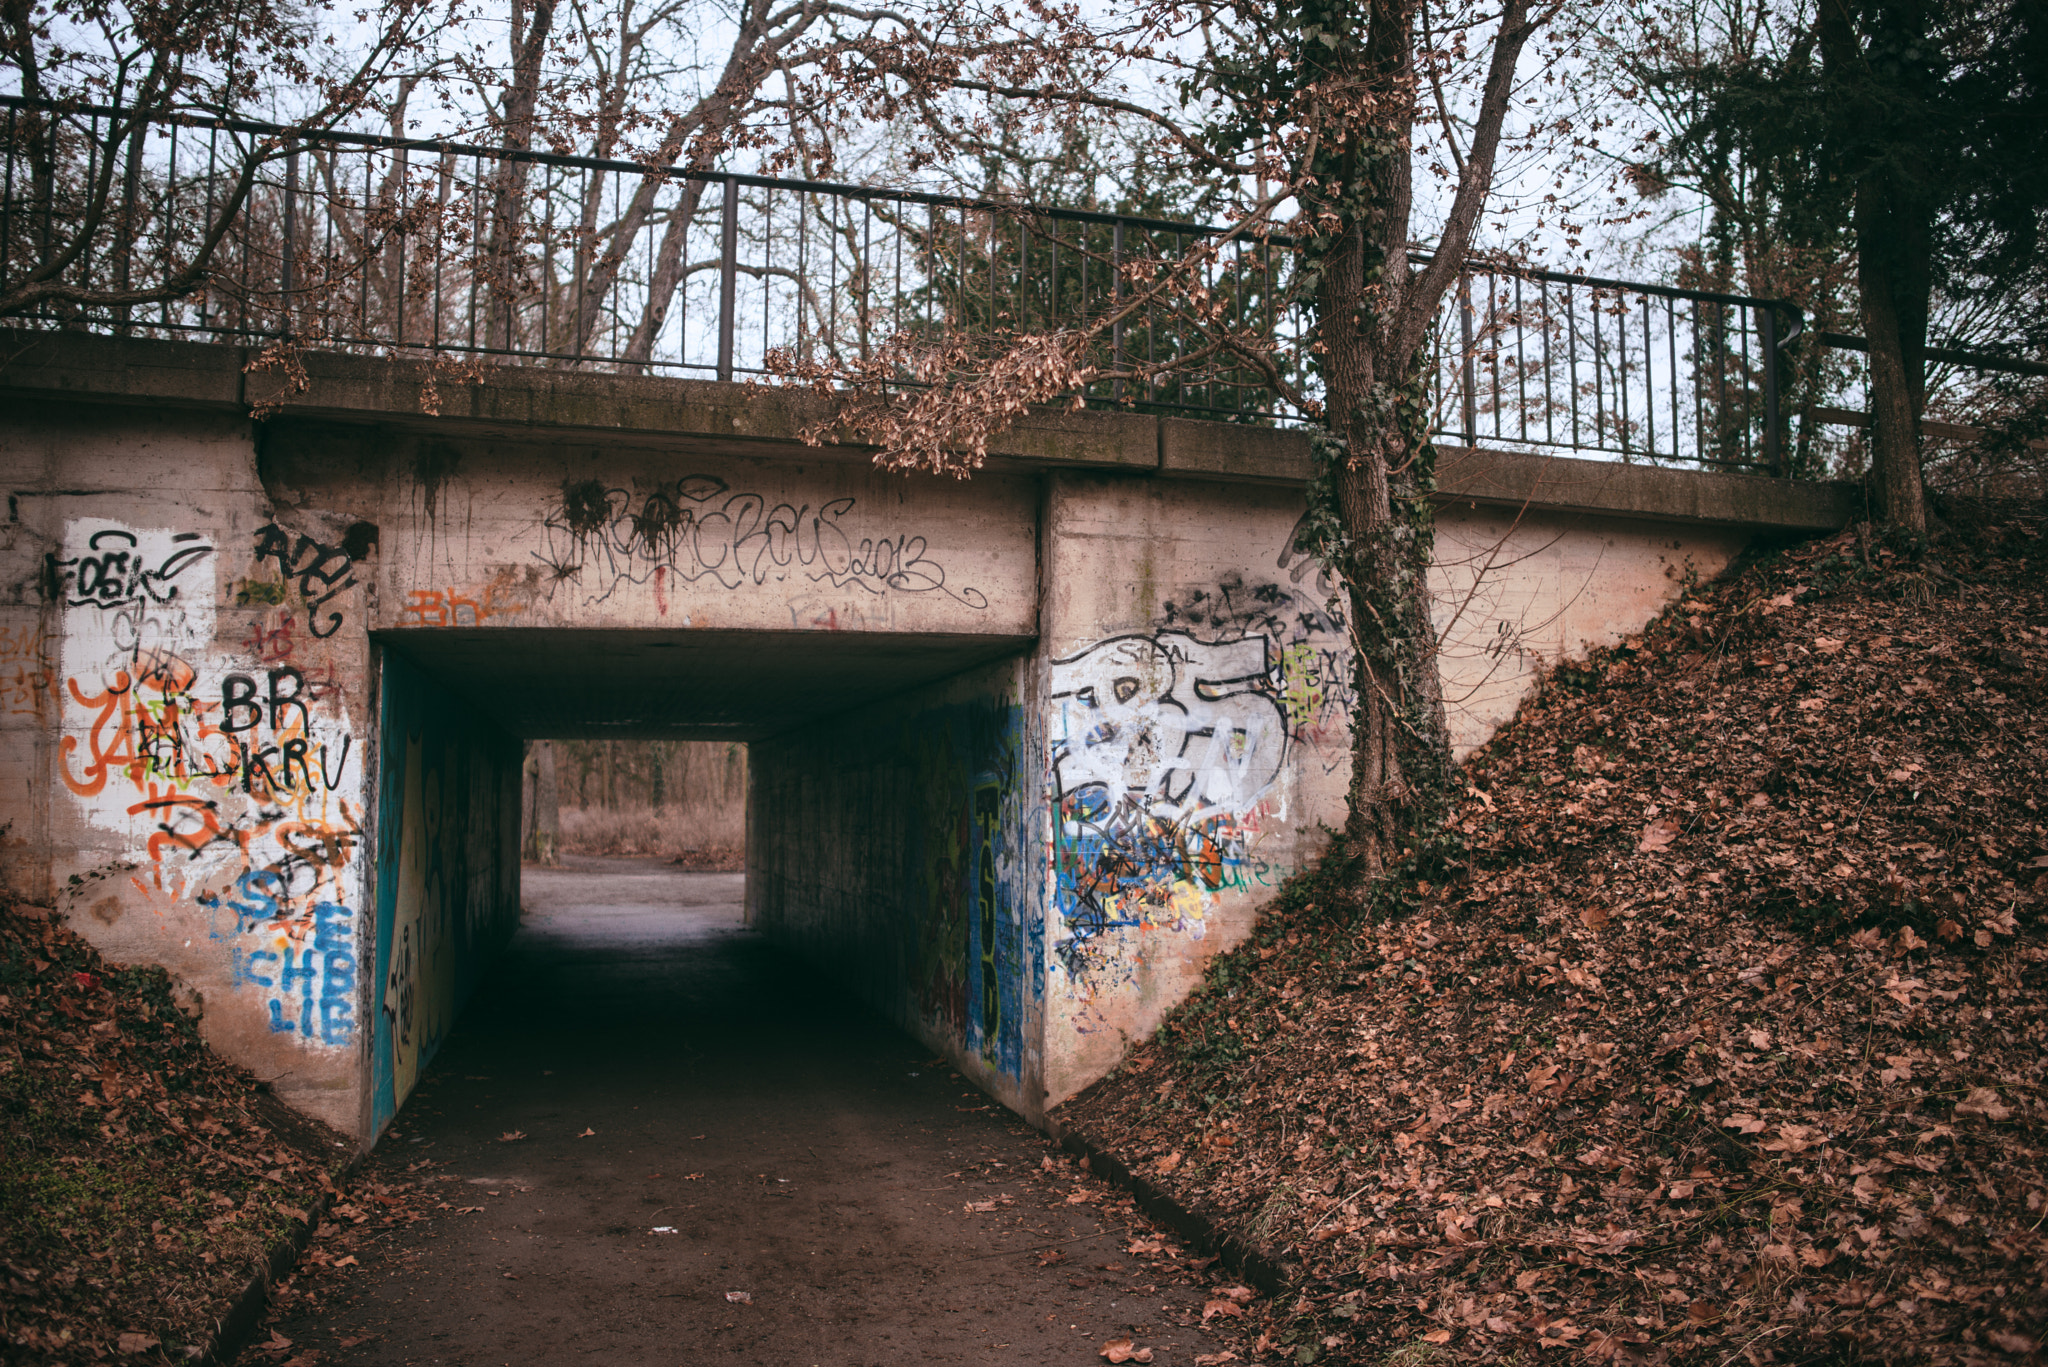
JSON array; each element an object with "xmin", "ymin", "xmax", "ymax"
[{"xmin": 4, "ymin": 95, "xmax": 2038, "ymax": 475}]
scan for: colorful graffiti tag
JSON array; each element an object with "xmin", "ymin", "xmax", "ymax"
[
  {"xmin": 52, "ymin": 520, "xmax": 366, "ymax": 1049},
  {"xmin": 910, "ymin": 700, "xmax": 1029, "ymax": 1080},
  {"xmin": 1047, "ymin": 628, "xmax": 1292, "ymax": 980}
]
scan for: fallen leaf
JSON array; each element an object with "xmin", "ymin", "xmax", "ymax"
[
  {"xmin": 725, "ymin": 1290, "xmax": 752, "ymax": 1304},
  {"xmin": 117, "ymin": 1332, "xmax": 160, "ymax": 1354},
  {"xmin": 1203, "ymin": 1299, "xmax": 1246, "ymax": 1320},
  {"xmin": 1638, "ymin": 817, "xmax": 1680, "ymax": 853},
  {"xmin": 498, "ymin": 1131, "xmax": 526, "ymax": 1142},
  {"xmin": 1421, "ymin": 1329, "xmax": 1453, "ymax": 1344},
  {"xmin": 1194, "ymin": 1355, "xmax": 1239, "ymax": 1366},
  {"xmin": 1100, "ymin": 1339, "xmax": 1153, "ymax": 1363},
  {"xmin": 1955, "ymin": 1088, "xmax": 2013, "ymax": 1121},
  {"xmin": 578, "ymin": 1127, "xmax": 597, "ymax": 1137}
]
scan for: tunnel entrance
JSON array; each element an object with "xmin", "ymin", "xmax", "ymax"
[{"xmin": 367, "ymin": 626, "xmax": 1038, "ymax": 1135}]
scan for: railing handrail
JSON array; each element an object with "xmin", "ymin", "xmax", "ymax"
[
  {"xmin": 0, "ymin": 92, "xmax": 1817, "ymax": 311},
  {"xmin": 7, "ymin": 90, "xmax": 2039, "ymax": 475},
  {"xmin": 1813, "ymin": 331, "xmax": 2048, "ymax": 380}
]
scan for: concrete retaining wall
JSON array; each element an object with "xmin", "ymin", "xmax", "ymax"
[{"xmin": 0, "ymin": 405, "xmax": 375, "ymax": 1132}]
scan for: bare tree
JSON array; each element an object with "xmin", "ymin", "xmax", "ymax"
[
  {"xmin": 0, "ymin": 0, "xmax": 447, "ymax": 321},
  {"xmin": 782, "ymin": 0, "xmax": 1588, "ymax": 883}
]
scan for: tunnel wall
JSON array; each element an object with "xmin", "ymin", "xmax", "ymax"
[
  {"xmin": 747, "ymin": 657, "xmax": 1045, "ymax": 1117},
  {"xmin": 369, "ymin": 650, "xmax": 523, "ymax": 1135}
]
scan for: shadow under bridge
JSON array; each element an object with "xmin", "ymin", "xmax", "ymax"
[{"xmin": 367, "ymin": 623, "xmax": 1042, "ymax": 1140}]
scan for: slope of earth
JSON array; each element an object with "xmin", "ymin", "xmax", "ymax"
[
  {"xmin": 1059, "ymin": 511, "xmax": 2048, "ymax": 1365},
  {"xmin": 0, "ymin": 897, "xmax": 354, "ymax": 1364}
]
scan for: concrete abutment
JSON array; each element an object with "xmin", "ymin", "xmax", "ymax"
[{"xmin": 0, "ymin": 332, "xmax": 1854, "ymax": 1142}]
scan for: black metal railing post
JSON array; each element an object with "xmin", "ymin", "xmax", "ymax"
[
  {"xmin": 280, "ymin": 137, "xmax": 299, "ymax": 334},
  {"xmin": 717, "ymin": 175, "xmax": 738, "ymax": 382},
  {"xmin": 1111, "ymin": 218, "xmax": 1125, "ymax": 404},
  {"xmin": 1759, "ymin": 303, "xmax": 1782, "ymax": 475},
  {"xmin": 1459, "ymin": 272, "xmax": 1477, "ymax": 445}
]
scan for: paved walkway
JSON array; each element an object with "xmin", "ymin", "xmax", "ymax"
[{"xmin": 278, "ymin": 856, "xmax": 1218, "ymax": 1365}]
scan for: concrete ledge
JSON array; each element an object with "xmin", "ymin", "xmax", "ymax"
[
  {"xmin": 0, "ymin": 326, "xmax": 249, "ymax": 407},
  {"xmin": 1436, "ymin": 445, "xmax": 1858, "ymax": 530},
  {"xmin": 2, "ymin": 328, "xmax": 1159, "ymax": 472},
  {"xmin": 1159, "ymin": 416, "xmax": 1313, "ymax": 483},
  {"xmin": 2, "ymin": 329, "xmax": 1856, "ymax": 529},
  {"xmin": 1046, "ymin": 1114, "xmax": 1294, "ymax": 1296}
]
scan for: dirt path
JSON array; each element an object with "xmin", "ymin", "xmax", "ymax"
[{"xmin": 268, "ymin": 857, "xmax": 1233, "ymax": 1366}]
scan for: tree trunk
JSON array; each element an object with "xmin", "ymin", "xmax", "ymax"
[
  {"xmin": 1320, "ymin": 231, "xmax": 1453, "ymax": 882},
  {"xmin": 484, "ymin": 0, "xmax": 559, "ymax": 349},
  {"xmin": 526, "ymin": 739, "xmax": 560, "ymax": 864},
  {"xmin": 1820, "ymin": 0, "xmax": 1932, "ymax": 537},
  {"xmin": 622, "ymin": 181, "xmax": 710, "ymax": 366},
  {"xmin": 1850, "ymin": 159, "xmax": 1934, "ymax": 536},
  {"xmin": 650, "ymin": 742, "xmax": 667, "ymax": 813}
]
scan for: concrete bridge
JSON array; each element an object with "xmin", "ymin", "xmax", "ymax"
[{"xmin": 0, "ymin": 329, "xmax": 1853, "ymax": 1141}]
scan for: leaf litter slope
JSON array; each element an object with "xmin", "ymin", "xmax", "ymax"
[
  {"xmin": 1060, "ymin": 512, "xmax": 2048, "ymax": 1365},
  {"xmin": 0, "ymin": 900, "xmax": 355, "ymax": 1365}
]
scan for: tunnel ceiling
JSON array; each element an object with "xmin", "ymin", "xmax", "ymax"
[{"xmin": 377, "ymin": 628, "xmax": 1036, "ymax": 741}]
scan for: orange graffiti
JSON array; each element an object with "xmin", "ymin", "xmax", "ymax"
[
  {"xmin": 60, "ymin": 673, "xmax": 132, "ymax": 796},
  {"xmin": 399, "ymin": 585, "xmax": 509, "ymax": 628}
]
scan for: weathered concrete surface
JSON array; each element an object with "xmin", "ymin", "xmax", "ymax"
[
  {"xmin": 1038, "ymin": 474, "xmax": 1348, "ymax": 1105},
  {"xmin": 258, "ymin": 422, "xmax": 1041, "ymax": 639},
  {"xmin": 371, "ymin": 651, "xmax": 523, "ymax": 1134},
  {"xmin": 0, "ymin": 330, "xmax": 1855, "ymax": 1141},
  {"xmin": 0, "ymin": 404, "xmax": 375, "ymax": 1131}
]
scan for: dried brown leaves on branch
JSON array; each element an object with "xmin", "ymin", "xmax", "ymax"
[
  {"xmin": 776, "ymin": 329, "xmax": 1096, "ymax": 476},
  {"xmin": 1063, "ymin": 511, "xmax": 2048, "ymax": 1364}
]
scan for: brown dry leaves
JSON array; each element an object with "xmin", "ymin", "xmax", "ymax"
[
  {"xmin": 1064, "ymin": 514, "xmax": 2048, "ymax": 1364},
  {"xmin": 0, "ymin": 901, "xmax": 355, "ymax": 1363}
]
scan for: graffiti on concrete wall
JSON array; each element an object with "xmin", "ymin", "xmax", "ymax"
[
  {"xmin": 1048, "ymin": 574, "xmax": 1352, "ymax": 987},
  {"xmin": 911, "ymin": 700, "xmax": 1029, "ymax": 1080},
  {"xmin": 535, "ymin": 475, "xmax": 989, "ymax": 611},
  {"xmin": 1048, "ymin": 628, "xmax": 1289, "ymax": 980},
  {"xmin": 248, "ymin": 522, "xmax": 373, "ymax": 638},
  {"xmin": 51, "ymin": 520, "xmax": 365, "ymax": 1050},
  {"xmin": 1159, "ymin": 572, "xmax": 1356, "ymax": 765}
]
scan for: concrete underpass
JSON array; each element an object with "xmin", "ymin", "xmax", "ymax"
[
  {"xmin": 1, "ymin": 329, "xmax": 1852, "ymax": 1153},
  {"xmin": 374, "ymin": 625, "xmax": 1038, "ymax": 1132}
]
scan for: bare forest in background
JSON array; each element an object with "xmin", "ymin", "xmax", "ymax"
[{"xmin": 523, "ymin": 740, "xmax": 745, "ymax": 867}]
